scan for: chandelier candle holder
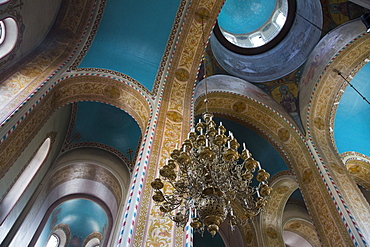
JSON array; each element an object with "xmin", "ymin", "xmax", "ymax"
[{"xmin": 151, "ymin": 112, "xmax": 272, "ymax": 237}]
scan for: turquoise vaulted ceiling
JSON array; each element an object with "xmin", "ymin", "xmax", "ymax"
[
  {"xmin": 36, "ymin": 199, "xmax": 108, "ymax": 247},
  {"xmin": 70, "ymin": 102, "xmax": 141, "ymax": 160},
  {"xmin": 78, "ymin": 0, "xmax": 181, "ymax": 91}
]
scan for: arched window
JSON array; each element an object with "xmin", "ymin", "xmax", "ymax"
[
  {"xmin": 0, "ymin": 137, "xmax": 51, "ymax": 224},
  {"xmin": 43, "ymin": 224, "xmax": 70, "ymax": 247},
  {"xmin": 0, "ymin": 17, "xmax": 18, "ymax": 59},
  {"xmin": 45, "ymin": 234, "xmax": 59, "ymax": 247},
  {"xmin": 0, "ymin": 20, "xmax": 5, "ymax": 45},
  {"xmin": 83, "ymin": 231, "xmax": 103, "ymax": 247},
  {"xmin": 85, "ymin": 237, "xmax": 100, "ymax": 247}
]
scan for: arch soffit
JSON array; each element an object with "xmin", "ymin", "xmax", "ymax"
[
  {"xmin": 260, "ymin": 173, "xmax": 299, "ymax": 247},
  {"xmin": 45, "ymin": 162, "xmax": 123, "ymax": 211},
  {"xmin": 302, "ymin": 20, "xmax": 370, "ymax": 140},
  {"xmin": 194, "ymin": 75, "xmax": 298, "ymax": 129},
  {"xmin": 55, "ymin": 147, "xmax": 131, "ymax": 187},
  {"xmin": 299, "ymin": 20, "xmax": 366, "ymax": 131},
  {"xmin": 304, "ymin": 30, "xmax": 370, "ymax": 244},
  {"xmin": 307, "ymin": 31, "xmax": 370, "ymax": 163},
  {"xmin": 341, "ymin": 152, "xmax": 370, "ymax": 191},
  {"xmin": 343, "ymin": 156, "xmax": 370, "ymax": 191},
  {"xmin": 284, "ymin": 218, "xmax": 321, "ymax": 247},
  {"xmin": 53, "ymin": 74, "xmax": 151, "ymax": 133},
  {"xmin": 194, "ymin": 91, "xmax": 307, "ymax": 168},
  {"xmin": 0, "ymin": 74, "xmax": 149, "ymax": 175}
]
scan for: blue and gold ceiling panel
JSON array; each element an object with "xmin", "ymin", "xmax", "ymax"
[{"xmin": 78, "ymin": 0, "xmax": 181, "ymax": 91}]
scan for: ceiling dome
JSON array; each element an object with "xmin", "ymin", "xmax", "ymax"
[
  {"xmin": 217, "ymin": 0, "xmax": 288, "ymax": 48},
  {"xmin": 211, "ymin": 0, "xmax": 322, "ymax": 82}
]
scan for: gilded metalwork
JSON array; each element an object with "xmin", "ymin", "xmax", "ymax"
[{"xmin": 151, "ymin": 113, "xmax": 271, "ymax": 236}]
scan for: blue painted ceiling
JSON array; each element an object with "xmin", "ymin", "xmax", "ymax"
[
  {"xmin": 71, "ymin": 102, "xmax": 141, "ymax": 160},
  {"xmin": 38, "ymin": 199, "xmax": 108, "ymax": 247},
  {"xmin": 78, "ymin": 0, "xmax": 180, "ymax": 91},
  {"xmin": 334, "ymin": 62, "xmax": 370, "ymax": 158},
  {"xmin": 218, "ymin": 0, "xmax": 276, "ymax": 34}
]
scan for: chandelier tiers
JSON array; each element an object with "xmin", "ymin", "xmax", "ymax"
[{"xmin": 151, "ymin": 112, "xmax": 272, "ymax": 237}]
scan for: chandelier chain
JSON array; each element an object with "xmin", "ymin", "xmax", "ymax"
[{"xmin": 151, "ymin": 16, "xmax": 272, "ymax": 238}]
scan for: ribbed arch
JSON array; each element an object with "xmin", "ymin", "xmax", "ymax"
[
  {"xmin": 260, "ymin": 173, "xmax": 299, "ymax": 246},
  {"xmin": 53, "ymin": 75, "xmax": 152, "ymax": 133},
  {"xmin": 28, "ymin": 148, "xmax": 128, "ymax": 247},
  {"xmin": 283, "ymin": 218, "xmax": 320, "ymax": 247}
]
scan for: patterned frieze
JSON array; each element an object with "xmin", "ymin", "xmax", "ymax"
[{"xmin": 46, "ymin": 162, "xmax": 122, "ymax": 205}]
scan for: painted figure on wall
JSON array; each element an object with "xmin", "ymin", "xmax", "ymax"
[
  {"xmin": 279, "ymin": 85, "xmax": 298, "ymax": 113},
  {"xmin": 301, "ymin": 54, "xmax": 321, "ymax": 87}
]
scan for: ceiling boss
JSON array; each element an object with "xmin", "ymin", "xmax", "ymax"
[{"xmin": 150, "ymin": 16, "xmax": 272, "ymax": 238}]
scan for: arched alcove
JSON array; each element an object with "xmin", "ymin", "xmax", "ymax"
[{"xmin": 36, "ymin": 199, "xmax": 109, "ymax": 247}]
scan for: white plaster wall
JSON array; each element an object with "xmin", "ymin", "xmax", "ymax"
[{"xmin": 0, "ymin": 104, "xmax": 71, "ymax": 245}]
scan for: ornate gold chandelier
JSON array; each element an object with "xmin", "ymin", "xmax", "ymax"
[
  {"xmin": 151, "ymin": 114, "xmax": 272, "ymax": 236},
  {"xmin": 151, "ymin": 17, "xmax": 272, "ymax": 237}
]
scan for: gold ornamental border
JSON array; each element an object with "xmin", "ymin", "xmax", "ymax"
[
  {"xmin": 308, "ymin": 32, "xmax": 370, "ymax": 244},
  {"xmin": 0, "ymin": 0, "xmax": 96, "ymax": 123},
  {"xmin": 53, "ymin": 75, "xmax": 151, "ymax": 132},
  {"xmin": 132, "ymin": 0, "xmax": 225, "ymax": 246},
  {"xmin": 0, "ymin": 75, "xmax": 151, "ymax": 180},
  {"xmin": 260, "ymin": 174, "xmax": 299, "ymax": 247}
]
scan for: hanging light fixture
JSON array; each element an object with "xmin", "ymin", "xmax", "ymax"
[{"xmin": 151, "ymin": 16, "xmax": 272, "ymax": 237}]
